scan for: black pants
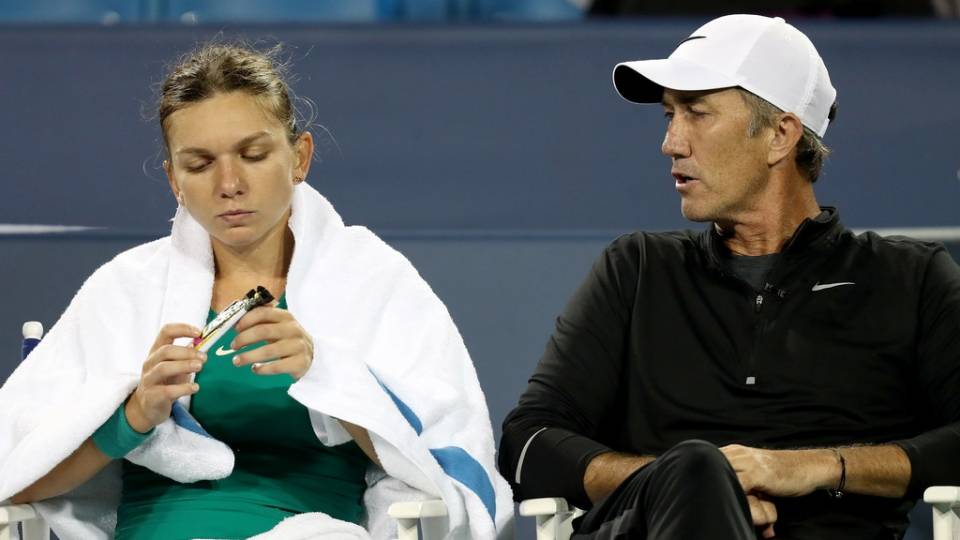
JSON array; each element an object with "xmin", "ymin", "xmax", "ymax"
[
  {"xmin": 571, "ymin": 439, "xmax": 755, "ymax": 540},
  {"xmin": 571, "ymin": 439, "xmax": 901, "ymax": 540}
]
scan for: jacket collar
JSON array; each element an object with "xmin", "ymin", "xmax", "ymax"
[{"xmin": 698, "ymin": 207, "xmax": 845, "ymax": 273}]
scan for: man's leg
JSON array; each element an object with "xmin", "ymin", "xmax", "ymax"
[{"xmin": 572, "ymin": 439, "xmax": 755, "ymax": 540}]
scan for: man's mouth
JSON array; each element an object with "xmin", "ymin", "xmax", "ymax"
[{"xmin": 673, "ymin": 173, "xmax": 697, "ymax": 184}]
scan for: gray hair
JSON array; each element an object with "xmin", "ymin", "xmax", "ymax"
[{"xmin": 737, "ymin": 89, "xmax": 831, "ymax": 183}]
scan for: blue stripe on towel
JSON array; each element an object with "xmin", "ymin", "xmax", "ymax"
[
  {"xmin": 369, "ymin": 369, "xmax": 424, "ymax": 435},
  {"xmin": 430, "ymin": 446, "xmax": 497, "ymax": 521},
  {"xmin": 171, "ymin": 401, "xmax": 212, "ymax": 438},
  {"xmin": 368, "ymin": 369, "xmax": 496, "ymax": 520}
]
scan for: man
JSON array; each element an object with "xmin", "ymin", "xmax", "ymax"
[{"xmin": 499, "ymin": 14, "xmax": 960, "ymax": 540}]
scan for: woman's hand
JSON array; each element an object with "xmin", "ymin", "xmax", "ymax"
[
  {"xmin": 231, "ymin": 307, "xmax": 314, "ymax": 380},
  {"xmin": 125, "ymin": 323, "xmax": 206, "ymax": 433}
]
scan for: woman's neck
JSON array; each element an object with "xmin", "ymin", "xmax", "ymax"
[{"xmin": 210, "ymin": 219, "xmax": 294, "ymax": 309}]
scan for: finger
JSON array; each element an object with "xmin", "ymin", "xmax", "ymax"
[
  {"xmin": 145, "ymin": 344, "xmax": 206, "ymax": 372},
  {"xmin": 231, "ymin": 321, "xmax": 288, "ymax": 350},
  {"xmin": 250, "ymin": 355, "xmax": 309, "ymax": 379},
  {"xmin": 736, "ymin": 471, "xmax": 754, "ymax": 492},
  {"xmin": 143, "ymin": 359, "xmax": 204, "ymax": 387},
  {"xmin": 234, "ymin": 307, "xmax": 291, "ymax": 333},
  {"xmin": 150, "ymin": 323, "xmax": 202, "ymax": 353},
  {"xmin": 161, "ymin": 382, "xmax": 201, "ymax": 402},
  {"xmin": 746, "ymin": 496, "xmax": 772, "ymax": 526},
  {"xmin": 233, "ymin": 340, "xmax": 300, "ymax": 367}
]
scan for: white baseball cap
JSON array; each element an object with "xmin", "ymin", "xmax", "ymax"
[{"xmin": 613, "ymin": 14, "xmax": 837, "ymax": 137}]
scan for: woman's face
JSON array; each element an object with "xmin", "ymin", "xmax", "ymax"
[{"xmin": 164, "ymin": 91, "xmax": 312, "ymax": 251}]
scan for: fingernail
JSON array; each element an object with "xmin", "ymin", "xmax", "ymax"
[
  {"xmin": 252, "ymin": 363, "xmax": 262, "ymax": 371},
  {"xmin": 233, "ymin": 355, "xmax": 241, "ymax": 365},
  {"xmin": 198, "ymin": 352, "xmax": 207, "ymax": 361},
  {"xmin": 192, "ymin": 383, "xmax": 200, "ymax": 391},
  {"xmin": 192, "ymin": 361, "xmax": 201, "ymax": 370}
]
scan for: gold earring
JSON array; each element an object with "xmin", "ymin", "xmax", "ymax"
[{"xmin": 293, "ymin": 176, "xmax": 303, "ymax": 184}]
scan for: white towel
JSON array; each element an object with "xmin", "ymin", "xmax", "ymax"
[{"xmin": 0, "ymin": 184, "xmax": 514, "ymax": 539}]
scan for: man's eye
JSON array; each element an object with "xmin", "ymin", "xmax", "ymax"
[
  {"xmin": 663, "ymin": 111, "xmax": 674, "ymax": 121},
  {"xmin": 242, "ymin": 152, "xmax": 267, "ymax": 162},
  {"xmin": 689, "ymin": 109, "xmax": 708, "ymax": 117}
]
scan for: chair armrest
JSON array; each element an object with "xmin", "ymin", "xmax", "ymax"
[
  {"xmin": 0, "ymin": 502, "xmax": 39, "ymax": 525},
  {"xmin": 388, "ymin": 499, "xmax": 448, "ymax": 540},
  {"xmin": 387, "ymin": 498, "xmax": 448, "ymax": 519},
  {"xmin": 519, "ymin": 498, "xmax": 583, "ymax": 540},
  {"xmin": 925, "ymin": 486, "xmax": 960, "ymax": 507},
  {"xmin": 519, "ymin": 497, "xmax": 572, "ymax": 517},
  {"xmin": 1, "ymin": 501, "xmax": 49, "ymax": 540},
  {"xmin": 925, "ymin": 487, "xmax": 960, "ymax": 540}
]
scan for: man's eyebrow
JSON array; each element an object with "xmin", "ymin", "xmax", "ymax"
[
  {"xmin": 661, "ymin": 93, "xmax": 708, "ymax": 107},
  {"xmin": 175, "ymin": 131, "xmax": 273, "ymax": 156}
]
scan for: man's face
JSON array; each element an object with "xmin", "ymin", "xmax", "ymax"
[{"xmin": 661, "ymin": 88, "xmax": 772, "ymax": 224}]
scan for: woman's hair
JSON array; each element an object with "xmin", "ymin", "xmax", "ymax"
[{"xmin": 158, "ymin": 42, "xmax": 300, "ymax": 151}]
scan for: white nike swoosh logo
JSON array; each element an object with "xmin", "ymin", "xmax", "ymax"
[
  {"xmin": 215, "ymin": 345, "xmax": 235, "ymax": 356},
  {"xmin": 811, "ymin": 281, "xmax": 855, "ymax": 292}
]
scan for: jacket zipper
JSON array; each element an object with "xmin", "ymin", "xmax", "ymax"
[{"xmin": 746, "ymin": 289, "xmax": 769, "ymax": 385}]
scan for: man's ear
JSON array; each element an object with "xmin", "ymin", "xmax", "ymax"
[{"xmin": 768, "ymin": 113, "xmax": 803, "ymax": 167}]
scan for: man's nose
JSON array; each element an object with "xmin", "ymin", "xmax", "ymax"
[{"xmin": 661, "ymin": 124, "xmax": 691, "ymax": 159}]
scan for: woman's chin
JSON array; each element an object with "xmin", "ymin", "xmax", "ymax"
[{"xmin": 210, "ymin": 229, "xmax": 261, "ymax": 249}]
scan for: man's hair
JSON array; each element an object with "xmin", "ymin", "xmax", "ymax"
[{"xmin": 737, "ymin": 89, "xmax": 831, "ymax": 183}]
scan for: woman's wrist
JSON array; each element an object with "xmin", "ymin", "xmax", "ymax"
[
  {"xmin": 123, "ymin": 394, "xmax": 153, "ymax": 434},
  {"xmin": 92, "ymin": 401, "xmax": 154, "ymax": 459}
]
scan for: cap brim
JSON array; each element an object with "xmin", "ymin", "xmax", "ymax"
[{"xmin": 613, "ymin": 58, "xmax": 740, "ymax": 103}]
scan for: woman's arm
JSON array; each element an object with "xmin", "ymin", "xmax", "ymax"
[
  {"xmin": 10, "ymin": 437, "xmax": 111, "ymax": 504},
  {"xmin": 13, "ymin": 323, "xmax": 204, "ymax": 504},
  {"xmin": 340, "ymin": 419, "xmax": 382, "ymax": 468}
]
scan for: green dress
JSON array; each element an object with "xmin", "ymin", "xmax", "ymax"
[{"xmin": 115, "ymin": 296, "xmax": 370, "ymax": 540}]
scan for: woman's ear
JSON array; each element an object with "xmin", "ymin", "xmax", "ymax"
[
  {"xmin": 164, "ymin": 159, "xmax": 181, "ymax": 204},
  {"xmin": 293, "ymin": 132, "xmax": 314, "ymax": 183}
]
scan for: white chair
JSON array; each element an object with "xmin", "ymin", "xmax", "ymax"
[
  {"xmin": 0, "ymin": 322, "xmax": 448, "ymax": 540},
  {"xmin": 924, "ymin": 486, "xmax": 960, "ymax": 540},
  {"xmin": 520, "ymin": 497, "xmax": 584, "ymax": 540}
]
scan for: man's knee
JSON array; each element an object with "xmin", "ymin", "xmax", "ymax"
[{"xmin": 656, "ymin": 439, "xmax": 733, "ymax": 480}]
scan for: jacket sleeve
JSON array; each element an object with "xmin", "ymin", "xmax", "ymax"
[
  {"xmin": 498, "ymin": 235, "xmax": 640, "ymax": 509},
  {"xmin": 894, "ymin": 247, "xmax": 960, "ymax": 498}
]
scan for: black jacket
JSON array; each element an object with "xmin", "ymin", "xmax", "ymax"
[{"xmin": 499, "ymin": 209, "xmax": 960, "ymax": 533}]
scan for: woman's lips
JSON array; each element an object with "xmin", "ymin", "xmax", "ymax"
[{"xmin": 218, "ymin": 210, "xmax": 254, "ymax": 224}]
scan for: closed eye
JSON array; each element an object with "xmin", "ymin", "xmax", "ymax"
[
  {"xmin": 185, "ymin": 160, "xmax": 212, "ymax": 173},
  {"xmin": 242, "ymin": 152, "xmax": 268, "ymax": 162}
]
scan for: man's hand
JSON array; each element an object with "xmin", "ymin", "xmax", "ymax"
[
  {"xmin": 747, "ymin": 494, "xmax": 777, "ymax": 539},
  {"xmin": 720, "ymin": 444, "xmax": 838, "ymax": 498},
  {"xmin": 231, "ymin": 307, "xmax": 314, "ymax": 380}
]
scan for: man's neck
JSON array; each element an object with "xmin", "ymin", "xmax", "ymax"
[{"xmin": 716, "ymin": 183, "xmax": 822, "ymax": 256}]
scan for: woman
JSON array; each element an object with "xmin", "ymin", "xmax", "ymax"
[{"xmin": 0, "ymin": 43, "xmax": 512, "ymax": 539}]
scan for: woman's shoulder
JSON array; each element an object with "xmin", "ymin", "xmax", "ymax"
[{"xmin": 85, "ymin": 236, "xmax": 173, "ymax": 288}]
